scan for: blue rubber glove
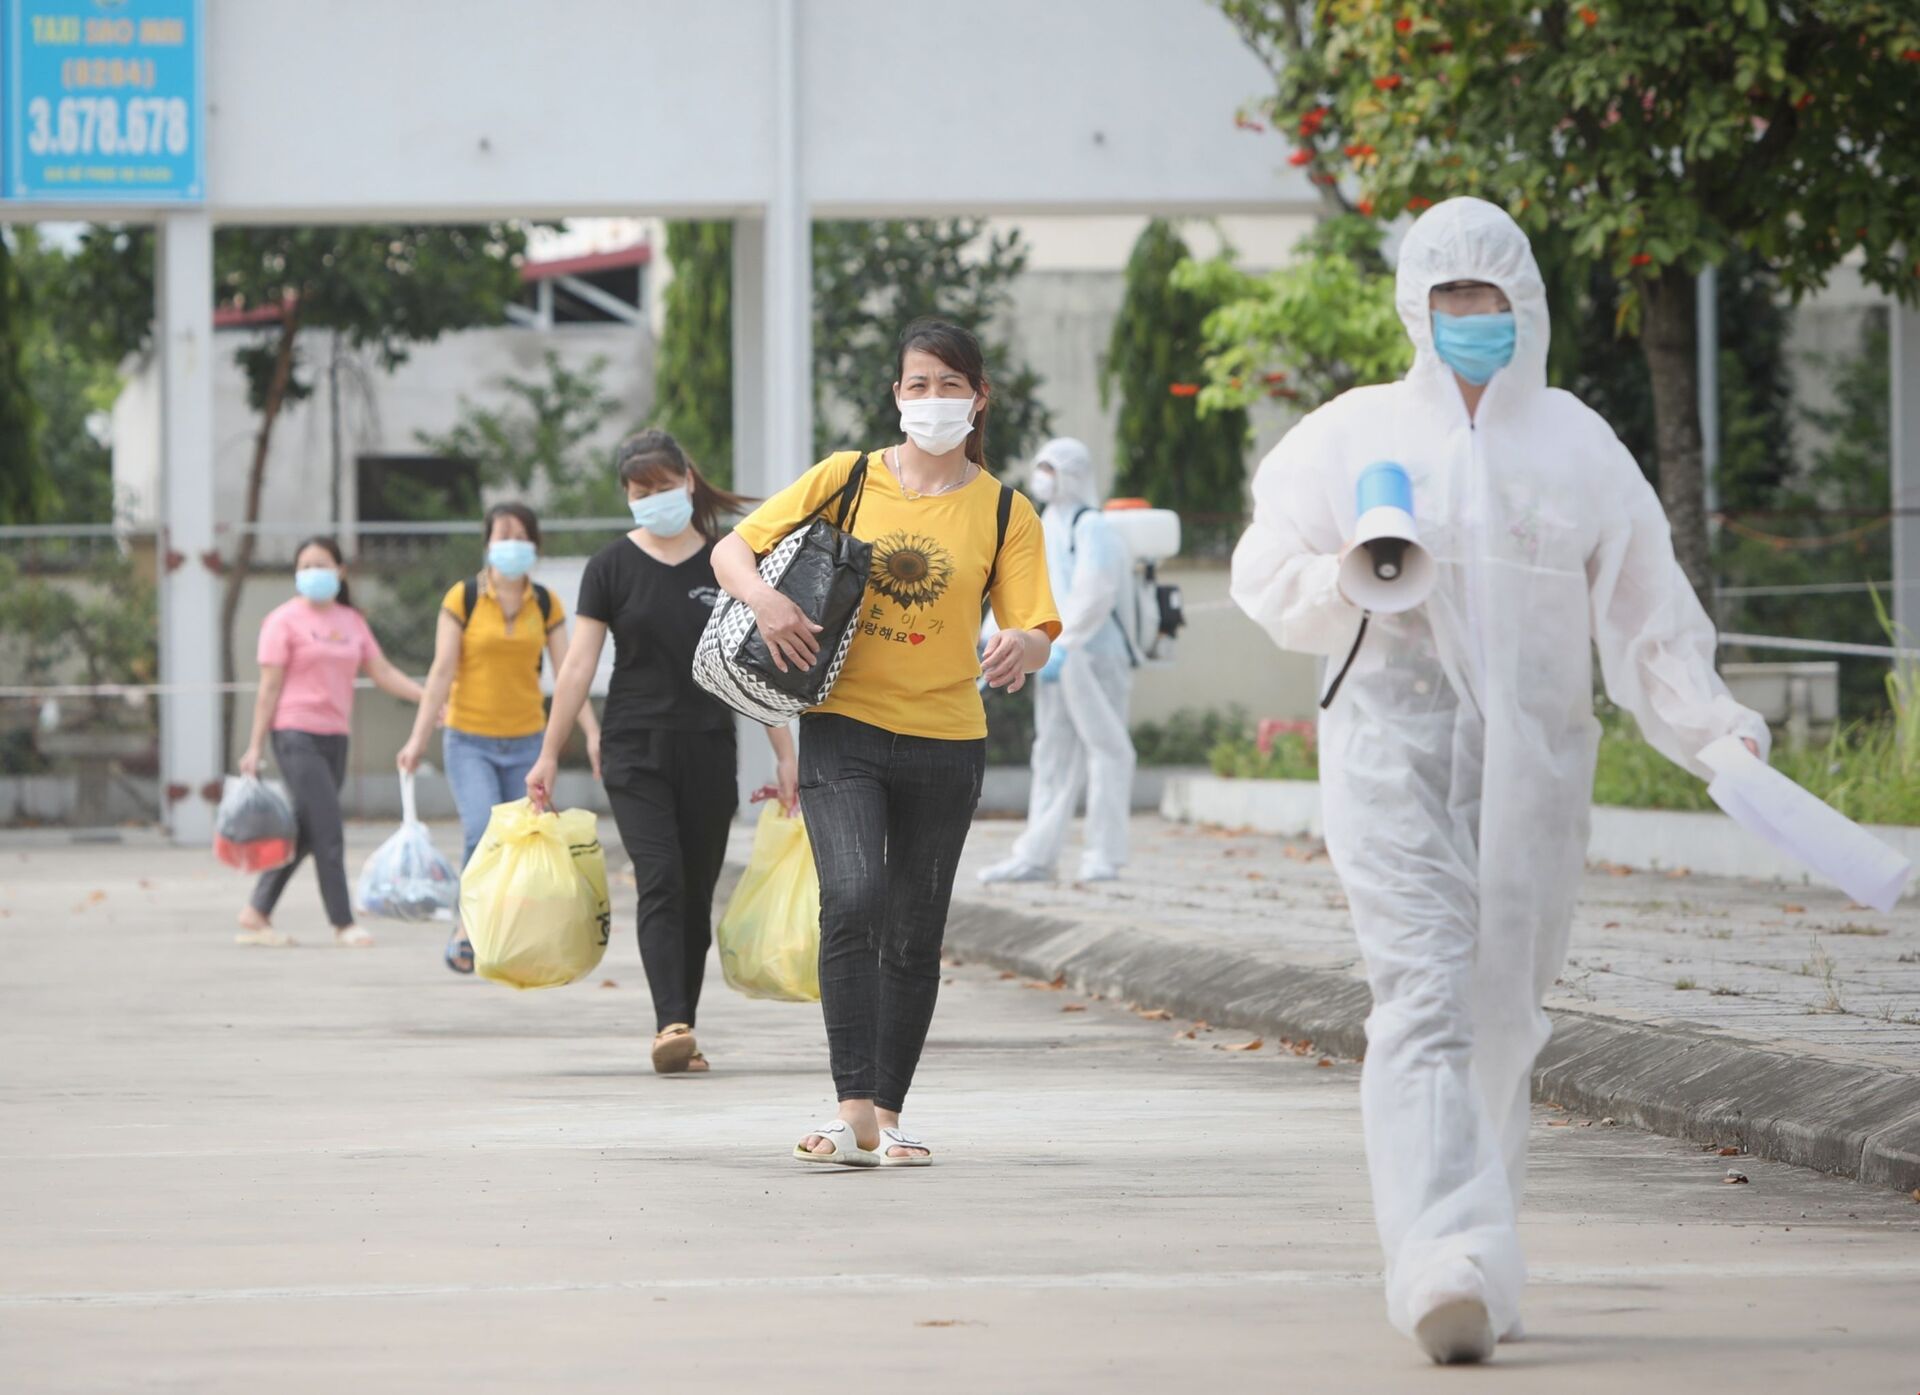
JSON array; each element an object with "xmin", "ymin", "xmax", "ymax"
[{"xmin": 1038, "ymin": 646, "xmax": 1068, "ymax": 683}]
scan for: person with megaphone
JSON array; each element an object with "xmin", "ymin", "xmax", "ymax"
[{"xmin": 1231, "ymin": 197, "xmax": 1766, "ymax": 1367}]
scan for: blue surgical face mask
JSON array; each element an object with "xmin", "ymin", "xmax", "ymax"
[
  {"xmin": 630, "ymin": 487, "xmax": 694, "ymax": 537},
  {"xmin": 295, "ymin": 567, "xmax": 341, "ymax": 603},
  {"xmin": 488, "ymin": 539, "xmax": 538, "ymax": 578},
  {"xmin": 1431, "ymin": 310, "xmax": 1516, "ymax": 386}
]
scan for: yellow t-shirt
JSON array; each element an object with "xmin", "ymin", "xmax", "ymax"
[
  {"xmin": 733, "ymin": 450, "xmax": 1060, "ymax": 740},
  {"xmin": 441, "ymin": 577, "xmax": 567, "ymax": 738}
]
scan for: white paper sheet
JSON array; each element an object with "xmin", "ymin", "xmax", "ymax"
[{"xmin": 1698, "ymin": 735, "xmax": 1913, "ymax": 912}]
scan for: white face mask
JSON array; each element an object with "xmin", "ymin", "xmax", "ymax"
[
  {"xmin": 896, "ymin": 394, "xmax": 977, "ymax": 455},
  {"xmin": 1030, "ymin": 469, "xmax": 1057, "ymax": 503}
]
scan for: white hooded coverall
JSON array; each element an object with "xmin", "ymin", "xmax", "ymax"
[
  {"xmin": 1010, "ymin": 438, "xmax": 1137, "ymax": 879},
  {"xmin": 1230, "ymin": 198, "xmax": 1768, "ymax": 1338}
]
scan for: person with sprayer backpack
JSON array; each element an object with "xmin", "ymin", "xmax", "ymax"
[
  {"xmin": 1231, "ymin": 197, "xmax": 1766, "ymax": 1366},
  {"xmin": 980, "ymin": 437, "xmax": 1137, "ymax": 884},
  {"xmin": 398, "ymin": 502, "xmax": 602, "ymax": 974}
]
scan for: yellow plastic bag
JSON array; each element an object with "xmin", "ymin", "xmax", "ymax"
[
  {"xmin": 716, "ymin": 803, "xmax": 821, "ymax": 1002},
  {"xmin": 460, "ymin": 799, "xmax": 611, "ymax": 990}
]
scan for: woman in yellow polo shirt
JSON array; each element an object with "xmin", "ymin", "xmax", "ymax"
[
  {"xmin": 398, "ymin": 502, "xmax": 601, "ymax": 973},
  {"xmin": 714, "ymin": 318, "xmax": 1060, "ymax": 1167}
]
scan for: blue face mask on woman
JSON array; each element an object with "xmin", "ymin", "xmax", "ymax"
[
  {"xmin": 630, "ymin": 487, "xmax": 694, "ymax": 537},
  {"xmin": 488, "ymin": 539, "xmax": 538, "ymax": 578},
  {"xmin": 294, "ymin": 567, "xmax": 341, "ymax": 603},
  {"xmin": 1431, "ymin": 311, "xmax": 1517, "ymax": 386}
]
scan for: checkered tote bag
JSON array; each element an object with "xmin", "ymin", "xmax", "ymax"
[{"xmin": 693, "ymin": 456, "xmax": 873, "ymax": 727}]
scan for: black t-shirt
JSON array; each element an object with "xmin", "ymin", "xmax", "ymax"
[{"xmin": 575, "ymin": 536, "xmax": 734, "ymax": 736}]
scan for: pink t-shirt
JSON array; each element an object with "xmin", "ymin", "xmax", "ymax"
[{"xmin": 257, "ymin": 599, "xmax": 384, "ymax": 736}]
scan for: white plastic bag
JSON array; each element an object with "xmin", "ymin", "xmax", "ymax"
[
  {"xmin": 355, "ymin": 772, "xmax": 459, "ymax": 922},
  {"xmin": 213, "ymin": 775, "xmax": 297, "ymax": 874}
]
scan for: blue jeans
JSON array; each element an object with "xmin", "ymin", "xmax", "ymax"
[{"xmin": 443, "ymin": 728, "xmax": 545, "ymax": 869}]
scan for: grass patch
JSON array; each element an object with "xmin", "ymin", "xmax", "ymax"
[
  {"xmin": 1674, "ymin": 977, "xmax": 1698, "ymax": 991},
  {"xmin": 1213, "ymin": 706, "xmax": 1920, "ymax": 826}
]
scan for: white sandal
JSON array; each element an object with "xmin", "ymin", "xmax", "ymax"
[
  {"xmin": 334, "ymin": 926, "xmax": 375, "ymax": 948},
  {"xmin": 792, "ymin": 1120, "xmax": 879, "ymax": 1168},
  {"xmin": 875, "ymin": 1125, "xmax": 932, "ymax": 1167}
]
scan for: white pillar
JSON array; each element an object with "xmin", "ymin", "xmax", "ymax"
[
  {"xmin": 156, "ymin": 213, "xmax": 220, "ymax": 844},
  {"xmin": 763, "ymin": 0, "xmax": 812, "ymax": 490},
  {"xmin": 731, "ymin": 216, "xmax": 769, "ymax": 497},
  {"xmin": 730, "ymin": 215, "xmax": 776, "ymax": 807},
  {"xmin": 1891, "ymin": 298, "xmax": 1920, "ymax": 649}
]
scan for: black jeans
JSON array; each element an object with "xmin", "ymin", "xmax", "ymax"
[
  {"xmin": 798, "ymin": 712, "xmax": 986, "ymax": 1113},
  {"xmin": 250, "ymin": 730, "xmax": 352, "ymax": 928},
  {"xmin": 602, "ymin": 727, "xmax": 738, "ymax": 1032}
]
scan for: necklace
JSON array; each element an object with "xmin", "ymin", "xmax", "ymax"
[{"xmin": 890, "ymin": 447, "xmax": 975, "ymax": 500}]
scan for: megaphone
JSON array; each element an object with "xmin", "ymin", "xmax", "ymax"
[{"xmin": 1338, "ymin": 461, "xmax": 1435, "ymax": 614}]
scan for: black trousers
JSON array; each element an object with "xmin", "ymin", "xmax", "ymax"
[
  {"xmin": 249, "ymin": 730, "xmax": 353, "ymax": 928},
  {"xmin": 602, "ymin": 727, "xmax": 739, "ymax": 1032},
  {"xmin": 798, "ymin": 712, "xmax": 985, "ymax": 1113}
]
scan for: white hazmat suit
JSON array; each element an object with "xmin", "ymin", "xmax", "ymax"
[
  {"xmin": 1230, "ymin": 198, "xmax": 1767, "ymax": 1344},
  {"xmin": 986, "ymin": 438, "xmax": 1137, "ymax": 883}
]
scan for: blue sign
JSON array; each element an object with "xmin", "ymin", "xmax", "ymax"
[{"xmin": 2, "ymin": 0, "xmax": 203, "ymax": 203}]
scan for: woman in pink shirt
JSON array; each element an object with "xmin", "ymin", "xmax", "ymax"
[{"xmin": 235, "ymin": 537, "xmax": 423, "ymax": 948}]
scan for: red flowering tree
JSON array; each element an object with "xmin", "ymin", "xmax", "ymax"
[{"xmin": 1216, "ymin": 0, "xmax": 1920, "ymax": 598}]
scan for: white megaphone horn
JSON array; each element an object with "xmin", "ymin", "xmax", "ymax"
[{"xmin": 1338, "ymin": 461, "xmax": 1435, "ymax": 614}]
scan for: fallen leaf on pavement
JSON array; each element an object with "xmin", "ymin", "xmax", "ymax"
[
  {"xmin": 86, "ymin": 890, "xmax": 106, "ymax": 903},
  {"xmin": 1547, "ymin": 1120, "xmax": 1572, "ymax": 1127},
  {"xmin": 1175, "ymin": 1029, "xmax": 1197, "ymax": 1040},
  {"xmin": 1136, "ymin": 1007, "xmax": 1173, "ymax": 1021},
  {"xmin": 1245, "ymin": 871, "xmax": 1266, "ymax": 881},
  {"xmin": 599, "ymin": 980, "xmax": 618, "ymax": 988},
  {"xmin": 1600, "ymin": 1117, "xmax": 1617, "ymax": 1127},
  {"xmin": 1782, "ymin": 904, "xmax": 1806, "ymax": 914},
  {"xmin": 138, "ymin": 878, "xmax": 153, "ymax": 889},
  {"xmin": 1602, "ymin": 921, "xmax": 1621, "ymax": 929},
  {"xmin": 915, "ymin": 1319, "xmax": 983, "ymax": 1328},
  {"xmin": 1665, "ymin": 867, "xmax": 1691, "ymax": 879},
  {"xmin": 998, "ymin": 971, "xmax": 1017, "ymax": 981},
  {"xmin": 1061, "ymin": 1003, "xmax": 1087, "ymax": 1013},
  {"xmin": 1316, "ymin": 1057, "xmax": 1334, "ymax": 1068},
  {"xmin": 1718, "ymin": 1146, "xmax": 1741, "ymax": 1157},
  {"xmin": 1217, "ymin": 1038, "xmax": 1264, "ymax": 1052},
  {"xmin": 1192, "ymin": 1021, "xmax": 1212, "ymax": 1033},
  {"xmin": 1723, "ymin": 1169, "xmax": 1749, "ymax": 1184}
]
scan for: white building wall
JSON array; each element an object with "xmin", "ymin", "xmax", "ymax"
[{"xmin": 113, "ymin": 324, "xmax": 652, "ymax": 552}]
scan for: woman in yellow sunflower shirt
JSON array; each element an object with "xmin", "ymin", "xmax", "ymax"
[
  {"xmin": 398, "ymin": 502, "xmax": 601, "ymax": 973},
  {"xmin": 713, "ymin": 318, "xmax": 1059, "ymax": 1167}
]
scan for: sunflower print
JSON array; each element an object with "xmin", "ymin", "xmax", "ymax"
[{"xmin": 868, "ymin": 531, "xmax": 955, "ymax": 610}]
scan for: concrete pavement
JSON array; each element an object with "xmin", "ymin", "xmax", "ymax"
[{"xmin": 3, "ymin": 829, "xmax": 1919, "ymax": 1392}]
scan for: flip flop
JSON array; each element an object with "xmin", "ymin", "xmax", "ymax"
[
  {"xmin": 651, "ymin": 1024, "xmax": 699, "ymax": 1075},
  {"xmin": 874, "ymin": 1125, "xmax": 932, "ymax": 1167},
  {"xmin": 792, "ymin": 1120, "xmax": 878, "ymax": 1168}
]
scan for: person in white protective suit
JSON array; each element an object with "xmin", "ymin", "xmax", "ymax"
[
  {"xmin": 981, "ymin": 438, "xmax": 1138, "ymax": 884},
  {"xmin": 1230, "ymin": 197, "xmax": 1768, "ymax": 1365}
]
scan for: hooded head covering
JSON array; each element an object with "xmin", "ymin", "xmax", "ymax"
[
  {"xmin": 1034, "ymin": 437, "xmax": 1098, "ymax": 509},
  {"xmin": 1394, "ymin": 198, "xmax": 1549, "ymax": 398}
]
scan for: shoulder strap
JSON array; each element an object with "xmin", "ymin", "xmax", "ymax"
[
  {"xmin": 1068, "ymin": 506, "xmax": 1093, "ymax": 555},
  {"xmin": 982, "ymin": 482, "xmax": 1015, "ymax": 599},
  {"xmin": 533, "ymin": 583, "xmax": 554, "ymax": 625},
  {"xmin": 457, "ymin": 576, "xmax": 479, "ymax": 629},
  {"xmin": 830, "ymin": 452, "xmax": 870, "ymax": 532}
]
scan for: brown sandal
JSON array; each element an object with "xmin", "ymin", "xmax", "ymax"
[{"xmin": 651, "ymin": 1024, "xmax": 700, "ymax": 1075}]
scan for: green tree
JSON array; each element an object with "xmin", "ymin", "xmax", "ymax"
[
  {"xmin": 1216, "ymin": 0, "xmax": 1920, "ymax": 599},
  {"xmin": 812, "ymin": 219, "xmax": 1050, "ymax": 467},
  {"xmin": 204, "ymin": 225, "xmax": 525, "ymax": 728},
  {"xmin": 417, "ymin": 349, "xmax": 622, "ymax": 526},
  {"xmin": 1172, "ymin": 213, "xmax": 1409, "ymax": 417},
  {"xmin": 0, "ymin": 233, "xmax": 48, "ymax": 524},
  {"xmin": 1100, "ymin": 220, "xmax": 1251, "ymax": 527},
  {"xmin": 7, "ymin": 228, "xmax": 125, "ymax": 523},
  {"xmin": 651, "ymin": 221, "xmax": 734, "ymax": 486}
]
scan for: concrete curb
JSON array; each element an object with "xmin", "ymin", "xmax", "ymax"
[{"xmin": 940, "ymin": 893, "xmax": 1920, "ymax": 1195}]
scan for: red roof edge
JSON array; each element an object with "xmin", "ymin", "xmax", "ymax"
[{"xmin": 521, "ymin": 242, "xmax": 652, "ymax": 283}]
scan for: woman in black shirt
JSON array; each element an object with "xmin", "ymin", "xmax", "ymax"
[{"xmin": 529, "ymin": 430, "xmax": 798, "ymax": 1074}]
